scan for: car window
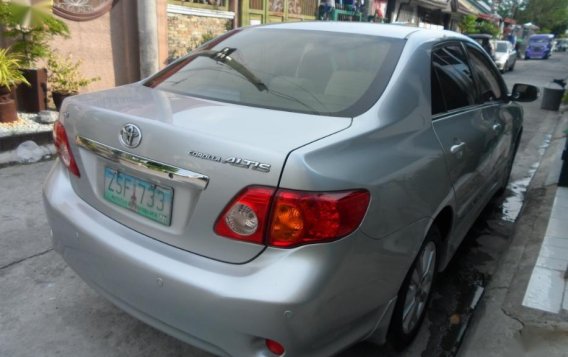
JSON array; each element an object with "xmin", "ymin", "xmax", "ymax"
[
  {"xmin": 144, "ymin": 28, "xmax": 405, "ymax": 117},
  {"xmin": 465, "ymin": 45, "xmax": 503, "ymax": 104},
  {"xmin": 431, "ymin": 44, "xmax": 475, "ymax": 115},
  {"xmin": 496, "ymin": 42, "xmax": 508, "ymax": 52}
]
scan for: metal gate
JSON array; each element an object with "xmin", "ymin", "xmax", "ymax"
[{"xmin": 242, "ymin": 0, "xmax": 318, "ymax": 25}]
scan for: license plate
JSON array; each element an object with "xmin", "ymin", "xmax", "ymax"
[{"xmin": 103, "ymin": 167, "xmax": 173, "ymax": 226}]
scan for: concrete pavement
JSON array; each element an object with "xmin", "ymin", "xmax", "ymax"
[
  {"xmin": 460, "ymin": 109, "xmax": 568, "ymax": 357},
  {"xmin": 0, "ymin": 161, "xmax": 212, "ymax": 357}
]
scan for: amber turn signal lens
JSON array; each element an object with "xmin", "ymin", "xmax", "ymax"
[{"xmin": 268, "ymin": 189, "xmax": 370, "ymax": 248}]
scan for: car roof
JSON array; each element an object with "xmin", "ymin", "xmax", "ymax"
[
  {"xmin": 255, "ymin": 21, "xmax": 468, "ymax": 41},
  {"xmin": 466, "ymin": 34, "xmax": 492, "ymax": 39}
]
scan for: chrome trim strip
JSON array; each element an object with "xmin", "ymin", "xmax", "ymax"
[{"xmin": 76, "ymin": 136, "xmax": 209, "ymax": 190}]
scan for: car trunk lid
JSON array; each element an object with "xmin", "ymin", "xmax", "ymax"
[{"xmin": 61, "ymin": 84, "xmax": 351, "ymax": 263}]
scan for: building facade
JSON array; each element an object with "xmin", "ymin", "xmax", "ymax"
[{"xmin": 0, "ymin": 0, "xmax": 498, "ymax": 94}]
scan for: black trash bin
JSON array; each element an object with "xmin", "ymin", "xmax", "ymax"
[
  {"xmin": 541, "ymin": 82, "xmax": 565, "ymax": 110},
  {"xmin": 559, "ymin": 137, "xmax": 568, "ymax": 187}
]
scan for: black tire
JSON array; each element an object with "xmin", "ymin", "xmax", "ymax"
[
  {"xmin": 388, "ymin": 226, "xmax": 440, "ymax": 350},
  {"xmin": 509, "ymin": 61, "xmax": 515, "ymax": 71}
]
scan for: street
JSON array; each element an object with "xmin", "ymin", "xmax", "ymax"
[{"xmin": 1, "ymin": 51, "xmax": 567, "ymax": 357}]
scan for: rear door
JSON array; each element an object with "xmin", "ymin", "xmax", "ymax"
[
  {"xmin": 463, "ymin": 44, "xmax": 513, "ymax": 193},
  {"xmin": 430, "ymin": 42, "xmax": 493, "ymax": 239}
]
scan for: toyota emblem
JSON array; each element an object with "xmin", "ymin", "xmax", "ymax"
[{"xmin": 119, "ymin": 124, "xmax": 142, "ymax": 148}]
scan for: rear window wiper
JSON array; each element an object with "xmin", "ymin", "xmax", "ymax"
[{"xmin": 195, "ymin": 47, "xmax": 268, "ymax": 92}]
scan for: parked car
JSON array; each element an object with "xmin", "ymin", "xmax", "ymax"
[
  {"xmin": 555, "ymin": 39, "xmax": 568, "ymax": 52},
  {"xmin": 466, "ymin": 33, "xmax": 495, "ymax": 59},
  {"xmin": 525, "ymin": 34, "xmax": 554, "ymax": 59},
  {"xmin": 43, "ymin": 23, "xmax": 538, "ymax": 357},
  {"xmin": 494, "ymin": 40, "xmax": 517, "ymax": 72}
]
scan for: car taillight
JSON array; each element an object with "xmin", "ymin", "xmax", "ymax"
[
  {"xmin": 53, "ymin": 120, "xmax": 80, "ymax": 177},
  {"xmin": 265, "ymin": 339, "xmax": 285, "ymax": 355},
  {"xmin": 214, "ymin": 186, "xmax": 275, "ymax": 244},
  {"xmin": 214, "ymin": 187, "xmax": 370, "ymax": 248}
]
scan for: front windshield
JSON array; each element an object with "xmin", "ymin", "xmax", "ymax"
[{"xmin": 145, "ymin": 28, "xmax": 405, "ymax": 117}]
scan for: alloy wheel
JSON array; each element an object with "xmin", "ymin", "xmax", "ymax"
[{"xmin": 401, "ymin": 241, "xmax": 437, "ymax": 334}]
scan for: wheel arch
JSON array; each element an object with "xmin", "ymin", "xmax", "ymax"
[{"xmin": 430, "ymin": 205, "xmax": 453, "ymax": 270}]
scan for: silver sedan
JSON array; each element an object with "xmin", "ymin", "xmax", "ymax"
[
  {"xmin": 494, "ymin": 40, "xmax": 517, "ymax": 72},
  {"xmin": 43, "ymin": 22, "xmax": 538, "ymax": 356}
]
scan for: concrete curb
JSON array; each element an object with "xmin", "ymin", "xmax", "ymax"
[
  {"xmin": 0, "ymin": 131, "xmax": 53, "ymax": 152},
  {"xmin": 459, "ymin": 111, "xmax": 568, "ymax": 357}
]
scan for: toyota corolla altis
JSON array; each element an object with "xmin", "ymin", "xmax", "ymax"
[{"xmin": 43, "ymin": 22, "xmax": 538, "ymax": 356}]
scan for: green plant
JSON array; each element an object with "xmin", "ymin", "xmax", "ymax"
[
  {"xmin": 0, "ymin": 0, "xmax": 69, "ymax": 68},
  {"xmin": 459, "ymin": 15, "xmax": 500, "ymax": 37},
  {"xmin": 47, "ymin": 52, "xmax": 99, "ymax": 94},
  {"xmin": 562, "ymin": 90, "xmax": 568, "ymax": 104},
  {"xmin": 477, "ymin": 21, "xmax": 500, "ymax": 36},
  {"xmin": 0, "ymin": 48, "xmax": 30, "ymax": 89},
  {"xmin": 460, "ymin": 15, "xmax": 479, "ymax": 34}
]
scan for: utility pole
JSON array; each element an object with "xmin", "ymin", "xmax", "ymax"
[{"xmin": 137, "ymin": 0, "xmax": 159, "ymax": 78}]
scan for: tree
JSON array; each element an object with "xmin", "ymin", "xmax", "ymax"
[
  {"xmin": 496, "ymin": 0, "xmax": 527, "ymax": 19},
  {"xmin": 517, "ymin": 0, "xmax": 568, "ymax": 35}
]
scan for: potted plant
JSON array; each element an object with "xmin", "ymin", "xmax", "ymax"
[
  {"xmin": 47, "ymin": 52, "xmax": 99, "ymax": 111},
  {"xmin": 0, "ymin": 48, "xmax": 29, "ymax": 123},
  {"xmin": 0, "ymin": 0, "xmax": 69, "ymax": 113}
]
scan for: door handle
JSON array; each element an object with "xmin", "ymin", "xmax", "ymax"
[
  {"xmin": 450, "ymin": 142, "xmax": 466, "ymax": 154},
  {"xmin": 493, "ymin": 123, "xmax": 502, "ymax": 131}
]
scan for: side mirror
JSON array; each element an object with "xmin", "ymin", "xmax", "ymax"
[{"xmin": 510, "ymin": 83, "xmax": 540, "ymax": 102}]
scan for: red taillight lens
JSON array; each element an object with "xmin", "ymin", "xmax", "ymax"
[
  {"xmin": 214, "ymin": 186, "xmax": 275, "ymax": 244},
  {"xmin": 265, "ymin": 339, "xmax": 285, "ymax": 355},
  {"xmin": 268, "ymin": 189, "xmax": 370, "ymax": 248},
  {"xmin": 53, "ymin": 120, "xmax": 80, "ymax": 177},
  {"xmin": 215, "ymin": 186, "xmax": 370, "ymax": 248}
]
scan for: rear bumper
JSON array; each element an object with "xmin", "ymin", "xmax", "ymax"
[
  {"xmin": 495, "ymin": 61, "xmax": 506, "ymax": 71},
  {"xmin": 43, "ymin": 162, "xmax": 397, "ymax": 356}
]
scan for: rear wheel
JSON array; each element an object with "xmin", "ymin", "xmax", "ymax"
[{"xmin": 389, "ymin": 227, "xmax": 440, "ymax": 349}]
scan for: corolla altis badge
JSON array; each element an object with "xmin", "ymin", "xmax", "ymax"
[
  {"xmin": 119, "ymin": 124, "xmax": 142, "ymax": 148},
  {"xmin": 189, "ymin": 150, "xmax": 271, "ymax": 173}
]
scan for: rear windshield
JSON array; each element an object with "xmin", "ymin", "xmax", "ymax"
[
  {"xmin": 496, "ymin": 42, "xmax": 508, "ymax": 52},
  {"xmin": 145, "ymin": 28, "xmax": 405, "ymax": 117}
]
